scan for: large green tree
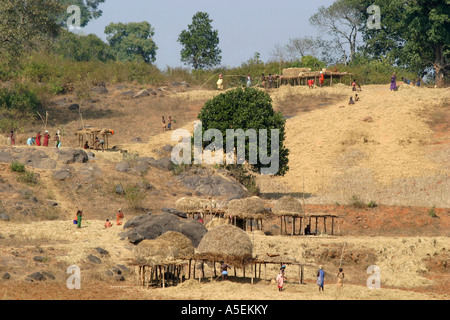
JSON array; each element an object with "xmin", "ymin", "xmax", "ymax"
[
  {"xmin": 105, "ymin": 21, "xmax": 158, "ymax": 63},
  {"xmin": 178, "ymin": 12, "xmax": 222, "ymax": 70},
  {"xmin": 197, "ymin": 88, "xmax": 289, "ymax": 176}
]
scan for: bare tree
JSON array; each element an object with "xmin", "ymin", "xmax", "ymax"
[{"xmin": 285, "ymin": 37, "xmax": 316, "ymax": 60}]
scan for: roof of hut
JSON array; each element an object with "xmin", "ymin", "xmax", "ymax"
[
  {"xmin": 196, "ymin": 225, "xmax": 253, "ymax": 265},
  {"xmin": 74, "ymin": 127, "xmax": 114, "ymax": 135},
  {"xmin": 175, "ymin": 197, "xmax": 218, "ymax": 213},
  {"xmin": 133, "ymin": 231, "xmax": 194, "ymax": 266},
  {"xmin": 227, "ymin": 196, "xmax": 269, "ymax": 219},
  {"xmin": 272, "ymin": 196, "xmax": 303, "ymax": 217}
]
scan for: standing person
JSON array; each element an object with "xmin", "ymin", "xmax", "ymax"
[
  {"xmin": 220, "ymin": 261, "xmax": 230, "ymax": 281},
  {"xmin": 36, "ymin": 131, "xmax": 41, "ymax": 146},
  {"xmin": 76, "ymin": 210, "xmax": 83, "ymax": 229},
  {"xmin": 390, "ymin": 72, "xmax": 397, "ymax": 91},
  {"xmin": 116, "ymin": 208, "xmax": 124, "ymax": 225},
  {"xmin": 317, "ymin": 265, "xmax": 325, "ymax": 292},
  {"xmin": 167, "ymin": 116, "xmax": 173, "ymax": 130},
  {"xmin": 276, "ymin": 265, "xmax": 287, "ymax": 291},
  {"xmin": 336, "ymin": 267, "xmax": 345, "ymax": 290},
  {"xmin": 268, "ymin": 74, "xmax": 273, "ymax": 88},
  {"xmin": 217, "ymin": 74, "xmax": 224, "ymax": 90},
  {"xmin": 9, "ymin": 130, "xmax": 15, "ymax": 146},
  {"xmin": 43, "ymin": 130, "xmax": 50, "ymax": 147},
  {"xmin": 261, "ymin": 73, "xmax": 266, "ymax": 89},
  {"xmin": 162, "ymin": 116, "xmax": 166, "ymax": 131},
  {"xmin": 246, "ymin": 74, "xmax": 252, "ymax": 87},
  {"xmin": 54, "ymin": 131, "xmax": 61, "ymax": 148},
  {"xmin": 319, "ymin": 71, "xmax": 325, "ymax": 88}
]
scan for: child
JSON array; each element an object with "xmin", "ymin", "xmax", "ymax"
[
  {"xmin": 105, "ymin": 219, "xmax": 112, "ymax": 228},
  {"xmin": 162, "ymin": 116, "xmax": 166, "ymax": 131},
  {"xmin": 348, "ymin": 96, "xmax": 355, "ymax": 105},
  {"xmin": 355, "ymin": 94, "xmax": 359, "ymax": 102},
  {"xmin": 337, "ymin": 267, "xmax": 345, "ymax": 290},
  {"xmin": 117, "ymin": 209, "xmax": 124, "ymax": 225},
  {"xmin": 276, "ymin": 265, "xmax": 287, "ymax": 291},
  {"xmin": 167, "ymin": 116, "xmax": 173, "ymax": 130},
  {"xmin": 220, "ymin": 261, "xmax": 230, "ymax": 280}
]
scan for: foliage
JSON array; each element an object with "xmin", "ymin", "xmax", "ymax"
[
  {"xmin": 291, "ymin": 55, "xmax": 326, "ymax": 71},
  {"xmin": 223, "ymin": 165, "xmax": 260, "ymax": 196},
  {"xmin": 349, "ymin": 195, "xmax": 365, "ymax": 208},
  {"xmin": 105, "ymin": 21, "xmax": 158, "ymax": 63},
  {"xmin": 10, "ymin": 161, "xmax": 26, "ymax": 173},
  {"xmin": 17, "ymin": 170, "xmax": 39, "ymax": 185},
  {"xmin": 124, "ymin": 186, "xmax": 146, "ymax": 211},
  {"xmin": 198, "ymin": 87, "xmax": 289, "ymax": 176},
  {"xmin": 367, "ymin": 200, "xmax": 377, "ymax": 208},
  {"xmin": 428, "ymin": 206, "xmax": 438, "ymax": 218},
  {"xmin": 178, "ymin": 12, "xmax": 222, "ymax": 70}
]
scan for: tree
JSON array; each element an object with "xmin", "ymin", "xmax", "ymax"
[
  {"xmin": 285, "ymin": 37, "xmax": 316, "ymax": 60},
  {"xmin": 0, "ymin": 0, "xmax": 63, "ymax": 60},
  {"xmin": 178, "ymin": 12, "xmax": 222, "ymax": 70},
  {"xmin": 310, "ymin": 0, "xmax": 365, "ymax": 64},
  {"xmin": 105, "ymin": 21, "xmax": 158, "ymax": 63},
  {"xmin": 197, "ymin": 88, "xmax": 289, "ymax": 176},
  {"xmin": 58, "ymin": 0, "xmax": 106, "ymax": 28}
]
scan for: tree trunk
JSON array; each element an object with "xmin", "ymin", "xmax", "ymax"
[{"xmin": 434, "ymin": 44, "xmax": 448, "ymax": 88}]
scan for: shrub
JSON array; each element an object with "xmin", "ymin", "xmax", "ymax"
[
  {"xmin": 367, "ymin": 200, "xmax": 377, "ymax": 208},
  {"xmin": 349, "ymin": 195, "xmax": 365, "ymax": 208},
  {"xmin": 17, "ymin": 171, "xmax": 38, "ymax": 185},
  {"xmin": 10, "ymin": 161, "xmax": 26, "ymax": 173},
  {"xmin": 124, "ymin": 186, "xmax": 146, "ymax": 211},
  {"xmin": 428, "ymin": 206, "xmax": 438, "ymax": 218}
]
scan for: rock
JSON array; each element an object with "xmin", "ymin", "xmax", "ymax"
[
  {"xmin": 362, "ymin": 116, "xmax": 373, "ymax": 122},
  {"xmin": 111, "ymin": 267, "xmax": 122, "ymax": 275},
  {"xmin": 115, "ymin": 184, "xmax": 125, "ymax": 195},
  {"xmin": 0, "ymin": 213, "xmax": 10, "ymax": 221},
  {"xmin": 130, "ymin": 163, "xmax": 149, "ymax": 176},
  {"xmin": 139, "ymin": 157, "xmax": 173, "ymax": 171},
  {"xmin": 116, "ymin": 264, "xmax": 129, "ymax": 273},
  {"xmin": 52, "ymin": 169, "xmax": 71, "ymax": 181},
  {"xmin": 33, "ymin": 256, "xmax": 47, "ymax": 263},
  {"xmin": 41, "ymin": 271, "xmax": 55, "ymax": 280},
  {"xmin": 87, "ymin": 152, "xmax": 95, "ymax": 158},
  {"xmin": 95, "ymin": 247, "xmax": 109, "ymax": 256},
  {"xmin": 162, "ymin": 207, "xmax": 187, "ymax": 219},
  {"xmin": 115, "ymin": 275, "xmax": 125, "ymax": 281},
  {"xmin": 47, "ymin": 200, "xmax": 58, "ymax": 207},
  {"xmin": 55, "ymin": 148, "xmax": 88, "ymax": 164},
  {"xmin": 92, "ymin": 86, "xmax": 109, "ymax": 95},
  {"xmin": 122, "ymin": 213, "xmax": 207, "ymax": 247},
  {"xmin": 26, "ymin": 272, "xmax": 46, "ymax": 281},
  {"xmin": 77, "ymin": 164, "xmax": 102, "ymax": 181},
  {"xmin": 115, "ymin": 162, "xmax": 130, "ymax": 173},
  {"xmin": 131, "ymin": 137, "xmax": 143, "ymax": 143},
  {"xmin": 137, "ymin": 180, "xmax": 154, "ymax": 190},
  {"xmin": 121, "ymin": 91, "xmax": 135, "ymax": 97},
  {"xmin": 133, "ymin": 89, "xmax": 150, "ymax": 98},
  {"xmin": 177, "ymin": 173, "xmax": 248, "ymax": 199},
  {"xmin": 2, "ymin": 273, "xmax": 11, "ymax": 280},
  {"xmin": 68, "ymin": 104, "xmax": 80, "ymax": 111},
  {"xmin": 0, "ymin": 148, "xmax": 56, "ymax": 170},
  {"xmin": 87, "ymin": 254, "xmax": 102, "ymax": 264}
]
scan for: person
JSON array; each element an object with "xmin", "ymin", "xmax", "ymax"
[
  {"xmin": 217, "ymin": 74, "xmax": 224, "ymax": 90},
  {"xmin": 390, "ymin": 72, "xmax": 397, "ymax": 91},
  {"xmin": 95, "ymin": 136, "xmax": 105, "ymax": 152},
  {"xmin": 35, "ymin": 131, "xmax": 41, "ymax": 146},
  {"xmin": 319, "ymin": 71, "xmax": 325, "ymax": 88},
  {"xmin": 162, "ymin": 116, "xmax": 166, "ymax": 131},
  {"xmin": 355, "ymin": 94, "xmax": 359, "ymax": 102},
  {"xmin": 117, "ymin": 208, "xmax": 124, "ymax": 225},
  {"xmin": 84, "ymin": 141, "xmax": 90, "ymax": 150},
  {"xmin": 9, "ymin": 131, "xmax": 15, "ymax": 146},
  {"xmin": 416, "ymin": 78, "xmax": 421, "ymax": 87},
  {"xmin": 268, "ymin": 74, "xmax": 273, "ymax": 88},
  {"xmin": 276, "ymin": 265, "xmax": 287, "ymax": 291},
  {"xmin": 26, "ymin": 137, "xmax": 35, "ymax": 146},
  {"xmin": 105, "ymin": 219, "xmax": 112, "ymax": 228},
  {"xmin": 348, "ymin": 96, "xmax": 355, "ymax": 105},
  {"xmin": 336, "ymin": 267, "xmax": 344, "ymax": 290},
  {"xmin": 76, "ymin": 210, "xmax": 83, "ymax": 228},
  {"xmin": 220, "ymin": 261, "xmax": 230, "ymax": 280},
  {"xmin": 167, "ymin": 116, "xmax": 173, "ymax": 130},
  {"xmin": 246, "ymin": 74, "xmax": 252, "ymax": 87},
  {"xmin": 317, "ymin": 265, "xmax": 325, "ymax": 292},
  {"xmin": 261, "ymin": 73, "xmax": 266, "ymax": 89},
  {"xmin": 307, "ymin": 79, "xmax": 314, "ymax": 89},
  {"xmin": 43, "ymin": 130, "xmax": 50, "ymax": 147},
  {"xmin": 304, "ymin": 224, "xmax": 311, "ymax": 235},
  {"xmin": 54, "ymin": 131, "xmax": 61, "ymax": 148}
]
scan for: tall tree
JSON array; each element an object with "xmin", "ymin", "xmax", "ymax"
[
  {"xmin": 309, "ymin": 0, "xmax": 365, "ymax": 64},
  {"xmin": 58, "ymin": 0, "xmax": 106, "ymax": 28},
  {"xmin": 0, "ymin": 0, "xmax": 63, "ymax": 60},
  {"xmin": 178, "ymin": 12, "xmax": 222, "ymax": 70},
  {"xmin": 105, "ymin": 21, "xmax": 158, "ymax": 63}
]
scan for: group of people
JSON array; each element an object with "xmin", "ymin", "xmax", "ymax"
[
  {"xmin": 73, "ymin": 208, "xmax": 124, "ymax": 229},
  {"xmin": 7, "ymin": 130, "xmax": 61, "ymax": 148},
  {"xmin": 83, "ymin": 136, "xmax": 105, "ymax": 152},
  {"xmin": 390, "ymin": 72, "xmax": 422, "ymax": 91},
  {"xmin": 162, "ymin": 116, "xmax": 174, "ymax": 131}
]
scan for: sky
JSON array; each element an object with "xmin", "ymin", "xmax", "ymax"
[{"xmin": 81, "ymin": 0, "xmax": 336, "ymax": 69}]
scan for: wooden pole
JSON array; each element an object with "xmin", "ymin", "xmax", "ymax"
[
  {"xmin": 331, "ymin": 217, "xmax": 334, "ymax": 235},
  {"xmin": 301, "ymin": 265, "xmax": 304, "ymax": 284}
]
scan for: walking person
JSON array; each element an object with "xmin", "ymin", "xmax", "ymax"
[
  {"xmin": 317, "ymin": 265, "xmax": 325, "ymax": 292},
  {"xmin": 76, "ymin": 210, "xmax": 83, "ymax": 229},
  {"xmin": 54, "ymin": 131, "xmax": 61, "ymax": 148},
  {"xmin": 43, "ymin": 130, "xmax": 50, "ymax": 147},
  {"xmin": 36, "ymin": 131, "xmax": 41, "ymax": 146},
  {"xmin": 276, "ymin": 265, "xmax": 287, "ymax": 291},
  {"xmin": 390, "ymin": 72, "xmax": 397, "ymax": 91},
  {"xmin": 7, "ymin": 130, "xmax": 15, "ymax": 146},
  {"xmin": 116, "ymin": 208, "xmax": 124, "ymax": 226},
  {"xmin": 336, "ymin": 267, "xmax": 345, "ymax": 290},
  {"xmin": 220, "ymin": 261, "xmax": 230, "ymax": 281}
]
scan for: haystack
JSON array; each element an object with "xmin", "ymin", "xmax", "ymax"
[
  {"xmin": 196, "ymin": 225, "xmax": 253, "ymax": 265},
  {"xmin": 227, "ymin": 196, "xmax": 267, "ymax": 219},
  {"xmin": 282, "ymin": 67, "xmax": 312, "ymax": 77},
  {"xmin": 133, "ymin": 231, "xmax": 194, "ymax": 266},
  {"xmin": 272, "ymin": 196, "xmax": 303, "ymax": 217},
  {"xmin": 175, "ymin": 197, "xmax": 217, "ymax": 213}
]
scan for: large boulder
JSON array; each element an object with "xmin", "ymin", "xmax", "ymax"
[
  {"xmin": 121, "ymin": 213, "xmax": 207, "ymax": 247},
  {"xmin": 55, "ymin": 148, "xmax": 88, "ymax": 164},
  {"xmin": 138, "ymin": 157, "xmax": 172, "ymax": 171},
  {"xmin": 0, "ymin": 148, "xmax": 56, "ymax": 170}
]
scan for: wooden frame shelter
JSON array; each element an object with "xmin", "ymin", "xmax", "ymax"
[
  {"xmin": 227, "ymin": 196, "xmax": 272, "ymax": 232},
  {"xmin": 75, "ymin": 127, "xmax": 114, "ymax": 150},
  {"xmin": 280, "ymin": 68, "xmax": 354, "ymax": 87},
  {"xmin": 175, "ymin": 197, "xmax": 226, "ymax": 224}
]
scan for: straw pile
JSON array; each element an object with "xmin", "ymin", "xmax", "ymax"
[
  {"xmin": 133, "ymin": 231, "xmax": 194, "ymax": 266},
  {"xmin": 282, "ymin": 68, "xmax": 311, "ymax": 77},
  {"xmin": 196, "ymin": 225, "xmax": 253, "ymax": 265},
  {"xmin": 272, "ymin": 196, "xmax": 303, "ymax": 217},
  {"xmin": 227, "ymin": 196, "xmax": 268, "ymax": 219},
  {"xmin": 175, "ymin": 197, "xmax": 217, "ymax": 213}
]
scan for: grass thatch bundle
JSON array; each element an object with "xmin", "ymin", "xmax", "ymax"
[
  {"xmin": 196, "ymin": 225, "xmax": 253, "ymax": 266},
  {"xmin": 133, "ymin": 231, "xmax": 194, "ymax": 266},
  {"xmin": 282, "ymin": 68, "xmax": 312, "ymax": 77},
  {"xmin": 227, "ymin": 196, "xmax": 268, "ymax": 219},
  {"xmin": 175, "ymin": 197, "xmax": 217, "ymax": 212},
  {"xmin": 272, "ymin": 196, "xmax": 303, "ymax": 217}
]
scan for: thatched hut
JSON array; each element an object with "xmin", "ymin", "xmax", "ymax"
[
  {"xmin": 74, "ymin": 127, "xmax": 114, "ymax": 150},
  {"xmin": 132, "ymin": 231, "xmax": 195, "ymax": 288},
  {"xmin": 227, "ymin": 196, "xmax": 271, "ymax": 231},
  {"xmin": 175, "ymin": 197, "xmax": 224, "ymax": 224}
]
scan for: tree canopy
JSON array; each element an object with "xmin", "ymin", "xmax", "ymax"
[{"xmin": 178, "ymin": 12, "xmax": 222, "ymax": 70}]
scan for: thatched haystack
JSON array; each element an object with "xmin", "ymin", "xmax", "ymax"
[
  {"xmin": 273, "ymin": 196, "xmax": 303, "ymax": 217},
  {"xmin": 282, "ymin": 67, "xmax": 312, "ymax": 77},
  {"xmin": 133, "ymin": 231, "xmax": 194, "ymax": 266},
  {"xmin": 175, "ymin": 197, "xmax": 217, "ymax": 213},
  {"xmin": 227, "ymin": 196, "xmax": 268, "ymax": 219},
  {"xmin": 196, "ymin": 225, "xmax": 253, "ymax": 265}
]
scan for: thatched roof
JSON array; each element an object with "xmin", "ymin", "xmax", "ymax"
[
  {"xmin": 196, "ymin": 225, "xmax": 253, "ymax": 265},
  {"xmin": 74, "ymin": 127, "xmax": 114, "ymax": 135},
  {"xmin": 227, "ymin": 196, "xmax": 269, "ymax": 219},
  {"xmin": 253, "ymin": 253, "xmax": 300, "ymax": 264},
  {"xmin": 272, "ymin": 196, "xmax": 303, "ymax": 217},
  {"xmin": 133, "ymin": 231, "xmax": 194, "ymax": 266},
  {"xmin": 175, "ymin": 197, "xmax": 217, "ymax": 213},
  {"xmin": 282, "ymin": 67, "xmax": 311, "ymax": 77}
]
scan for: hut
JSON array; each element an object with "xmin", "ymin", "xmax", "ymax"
[
  {"xmin": 227, "ymin": 196, "xmax": 271, "ymax": 231},
  {"xmin": 132, "ymin": 231, "xmax": 195, "ymax": 288},
  {"xmin": 195, "ymin": 225, "xmax": 254, "ymax": 281},
  {"xmin": 281, "ymin": 68, "xmax": 354, "ymax": 87},
  {"xmin": 273, "ymin": 196, "xmax": 339, "ymax": 236},
  {"xmin": 175, "ymin": 197, "xmax": 224, "ymax": 223},
  {"xmin": 74, "ymin": 127, "xmax": 114, "ymax": 150}
]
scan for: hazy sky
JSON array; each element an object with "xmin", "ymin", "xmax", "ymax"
[{"xmin": 81, "ymin": 0, "xmax": 336, "ymax": 69}]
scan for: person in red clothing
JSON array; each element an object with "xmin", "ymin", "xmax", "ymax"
[
  {"xmin": 319, "ymin": 71, "xmax": 325, "ymax": 87},
  {"xmin": 43, "ymin": 130, "xmax": 50, "ymax": 147},
  {"xmin": 36, "ymin": 131, "xmax": 42, "ymax": 146},
  {"xmin": 117, "ymin": 209, "xmax": 124, "ymax": 225}
]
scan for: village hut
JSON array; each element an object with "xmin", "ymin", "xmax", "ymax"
[
  {"xmin": 132, "ymin": 231, "xmax": 195, "ymax": 288},
  {"xmin": 227, "ymin": 196, "xmax": 270, "ymax": 231},
  {"xmin": 175, "ymin": 197, "xmax": 224, "ymax": 224},
  {"xmin": 74, "ymin": 127, "xmax": 114, "ymax": 150},
  {"xmin": 273, "ymin": 196, "xmax": 303, "ymax": 235}
]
